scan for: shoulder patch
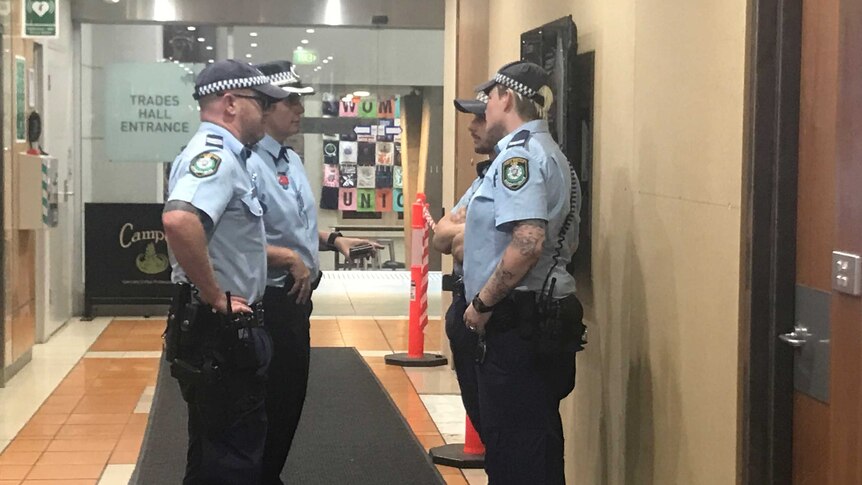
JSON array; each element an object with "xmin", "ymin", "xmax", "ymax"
[
  {"xmin": 189, "ymin": 152, "xmax": 222, "ymax": 178},
  {"xmin": 502, "ymin": 157, "xmax": 529, "ymax": 191}
]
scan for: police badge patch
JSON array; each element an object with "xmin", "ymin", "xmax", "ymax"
[
  {"xmin": 502, "ymin": 157, "xmax": 529, "ymax": 190},
  {"xmin": 189, "ymin": 152, "xmax": 222, "ymax": 178}
]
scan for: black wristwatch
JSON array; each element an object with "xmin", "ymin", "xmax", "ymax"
[
  {"xmin": 327, "ymin": 231, "xmax": 343, "ymax": 250},
  {"xmin": 472, "ymin": 295, "xmax": 495, "ymax": 313}
]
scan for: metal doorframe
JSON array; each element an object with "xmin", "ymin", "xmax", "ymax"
[{"xmin": 738, "ymin": 0, "xmax": 803, "ymax": 483}]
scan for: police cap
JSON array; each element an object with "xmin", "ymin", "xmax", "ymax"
[
  {"xmin": 255, "ymin": 60, "xmax": 316, "ymax": 95},
  {"xmin": 454, "ymin": 91, "xmax": 489, "ymax": 115},
  {"xmin": 193, "ymin": 59, "xmax": 289, "ymax": 101},
  {"xmin": 475, "ymin": 60, "xmax": 551, "ymax": 107}
]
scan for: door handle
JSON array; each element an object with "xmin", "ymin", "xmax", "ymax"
[
  {"xmin": 60, "ymin": 179, "xmax": 74, "ymax": 202},
  {"xmin": 779, "ymin": 324, "xmax": 811, "ymax": 348}
]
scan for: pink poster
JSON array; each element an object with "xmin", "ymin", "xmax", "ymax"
[
  {"xmin": 339, "ymin": 188, "xmax": 357, "ymax": 211},
  {"xmin": 339, "ymin": 101, "xmax": 358, "ymax": 118},
  {"xmin": 323, "ymin": 165, "xmax": 340, "ymax": 188}
]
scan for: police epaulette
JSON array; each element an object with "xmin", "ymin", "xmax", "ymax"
[
  {"xmin": 205, "ymin": 134, "xmax": 224, "ymax": 148},
  {"xmin": 507, "ymin": 129, "xmax": 530, "ymax": 149}
]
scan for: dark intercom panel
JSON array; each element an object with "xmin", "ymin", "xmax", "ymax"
[{"xmin": 521, "ymin": 16, "xmax": 594, "ymax": 278}]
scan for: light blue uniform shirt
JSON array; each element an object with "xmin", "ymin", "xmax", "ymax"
[
  {"xmin": 452, "ymin": 160, "xmax": 492, "ymax": 276},
  {"xmin": 167, "ymin": 122, "xmax": 268, "ymax": 303},
  {"xmin": 463, "ymin": 119, "xmax": 581, "ymax": 300},
  {"xmin": 248, "ymin": 134, "xmax": 320, "ymax": 287}
]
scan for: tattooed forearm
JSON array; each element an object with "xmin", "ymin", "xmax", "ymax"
[
  {"xmin": 477, "ymin": 220, "xmax": 546, "ymax": 305},
  {"xmin": 484, "ymin": 258, "xmax": 520, "ymax": 303}
]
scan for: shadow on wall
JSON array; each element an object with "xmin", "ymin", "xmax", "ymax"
[
  {"xmin": 622, "ymin": 139, "xmax": 688, "ymax": 483},
  {"xmin": 567, "ymin": 163, "xmax": 690, "ymax": 484},
  {"xmin": 565, "ymin": 167, "xmax": 635, "ymax": 485},
  {"xmin": 623, "ymin": 229, "xmax": 655, "ymax": 485}
]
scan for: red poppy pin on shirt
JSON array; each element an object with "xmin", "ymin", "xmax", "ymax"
[{"xmin": 277, "ymin": 172, "xmax": 290, "ymax": 189}]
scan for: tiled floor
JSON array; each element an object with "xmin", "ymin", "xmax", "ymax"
[
  {"xmin": 0, "ymin": 302, "xmax": 487, "ymax": 484},
  {"xmin": 313, "ymin": 271, "xmax": 442, "ymax": 316}
]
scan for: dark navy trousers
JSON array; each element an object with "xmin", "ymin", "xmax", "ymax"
[
  {"xmin": 177, "ymin": 311, "xmax": 272, "ymax": 485},
  {"xmin": 260, "ymin": 284, "xmax": 312, "ymax": 485},
  {"xmin": 477, "ymin": 312, "xmax": 576, "ymax": 485},
  {"xmin": 444, "ymin": 293, "xmax": 482, "ymax": 437}
]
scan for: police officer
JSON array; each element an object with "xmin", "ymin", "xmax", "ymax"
[
  {"xmin": 462, "ymin": 61, "xmax": 584, "ymax": 484},
  {"xmin": 247, "ymin": 60, "xmax": 380, "ymax": 485},
  {"xmin": 162, "ymin": 59, "xmax": 286, "ymax": 485},
  {"xmin": 432, "ymin": 91, "xmax": 499, "ymax": 438}
]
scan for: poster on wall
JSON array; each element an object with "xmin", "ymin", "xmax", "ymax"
[
  {"xmin": 15, "ymin": 56, "xmax": 25, "ymax": 142},
  {"xmin": 320, "ymin": 95, "xmax": 407, "ymax": 216},
  {"xmin": 104, "ymin": 62, "xmax": 201, "ymax": 162},
  {"xmin": 23, "ymin": 0, "xmax": 58, "ymax": 39}
]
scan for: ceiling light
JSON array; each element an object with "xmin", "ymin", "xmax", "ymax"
[
  {"xmin": 250, "ymin": 43, "xmax": 258, "ymax": 48},
  {"xmin": 250, "ymin": 32, "xmax": 258, "ymax": 37},
  {"xmin": 206, "ymin": 46, "xmax": 213, "ymax": 51},
  {"xmin": 296, "ymin": 46, "xmax": 304, "ymax": 51},
  {"xmin": 324, "ymin": 0, "xmax": 343, "ymax": 25},
  {"xmin": 301, "ymin": 39, "xmax": 309, "ymax": 44},
  {"xmin": 306, "ymin": 28, "xmax": 316, "ymax": 34},
  {"xmin": 173, "ymin": 60, "xmax": 179, "ymax": 64},
  {"xmin": 245, "ymin": 54, "xmax": 253, "ymax": 58},
  {"xmin": 322, "ymin": 59, "xmax": 329, "ymax": 64},
  {"xmin": 327, "ymin": 56, "xmax": 333, "ymax": 60},
  {"xmin": 353, "ymin": 90, "xmax": 370, "ymax": 97},
  {"xmin": 186, "ymin": 26, "xmax": 196, "ymax": 31},
  {"xmin": 197, "ymin": 37, "xmax": 205, "ymax": 42},
  {"xmin": 103, "ymin": 0, "xmax": 120, "ymax": 4},
  {"xmin": 208, "ymin": 59, "xmax": 214, "ymax": 64}
]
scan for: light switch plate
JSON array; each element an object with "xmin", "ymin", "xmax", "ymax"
[{"xmin": 832, "ymin": 251, "xmax": 862, "ymax": 296}]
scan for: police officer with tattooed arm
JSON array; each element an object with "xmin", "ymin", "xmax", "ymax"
[
  {"xmin": 162, "ymin": 60, "xmax": 287, "ymax": 485},
  {"xmin": 462, "ymin": 61, "xmax": 586, "ymax": 485}
]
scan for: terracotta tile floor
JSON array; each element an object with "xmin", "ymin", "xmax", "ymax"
[{"xmin": 0, "ymin": 317, "xmax": 468, "ymax": 484}]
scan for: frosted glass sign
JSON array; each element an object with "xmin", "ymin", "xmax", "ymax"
[{"xmin": 105, "ymin": 63, "xmax": 202, "ymax": 163}]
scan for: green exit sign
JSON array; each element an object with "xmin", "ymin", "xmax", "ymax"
[{"xmin": 293, "ymin": 49, "xmax": 318, "ymax": 65}]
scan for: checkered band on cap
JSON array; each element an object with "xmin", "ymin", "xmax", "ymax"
[
  {"xmin": 476, "ymin": 91, "xmax": 490, "ymax": 104},
  {"xmin": 269, "ymin": 70, "xmax": 301, "ymax": 87},
  {"xmin": 194, "ymin": 75, "xmax": 270, "ymax": 99},
  {"xmin": 495, "ymin": 72, "xmax": 539, "ymax": 100}
]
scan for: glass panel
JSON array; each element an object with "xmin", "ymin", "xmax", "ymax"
[{"xmin": 79, "ymin": 22, "xmax": 444, "ymax": 270}]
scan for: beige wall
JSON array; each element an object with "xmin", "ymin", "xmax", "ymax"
[{"xmin": 457, "ymin": 0, "xmax": 746, "ymax": 483}]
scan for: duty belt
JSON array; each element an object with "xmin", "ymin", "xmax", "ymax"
[
  {"xmin": 277, "ymin": 270, "xmax": 324, "ymax": 293},
  {"xmin": 442, "ymin": 274, "xmax": 465, "ymax": 299},
  {"xmin": 182, "ymin": 285, "xmax": 265, "ymax": 328},
  {"xmin": 487, "ymin": 291, "xmax": 537, "ymax": 333}
]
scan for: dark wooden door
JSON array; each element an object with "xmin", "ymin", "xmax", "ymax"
[
  {"xmin": 790, "ymin": 0, "xmax": 862, "ymax": 482},
  {"xmin": 790, "ymin": 0, "xmax": 838, "ymax": 482}
]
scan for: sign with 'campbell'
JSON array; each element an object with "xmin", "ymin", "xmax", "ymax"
[{"xmin": 85, "ymin": 203, "xmax": 174, "ymax": 308}]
